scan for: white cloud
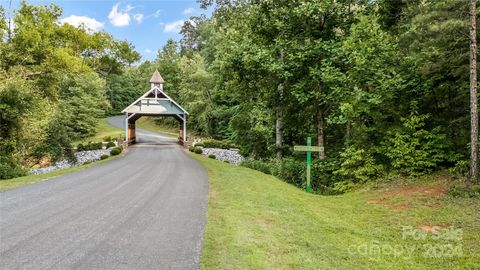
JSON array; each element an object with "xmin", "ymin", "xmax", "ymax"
[
  {"xmin": 133, "ymin": 13, "xmax": 144, "ymax": 24},
  {"xmin": 164, "ymin": 20, "xmax": 184, "ymax": 33},
  {"xmin": 125, "ymin": 4, "xmax": 134, "ymax": 12},
  {"xmin": 183, "ymin": 8, "xmax": 195, "ymax": 15},
  {"xmin": 59, "ymin": 15, "xmax": 104, "ymax": 32},
  {"xmin": 108, "ymin": 3, "xmax": 130, "ymax": 27},
  {"xmin": 153, "ymin": 9, "xmax": 161, "ymax": 18},
  {"xmin": 144, "ymin": 49, "xmax": 153, "ymax": 54}
]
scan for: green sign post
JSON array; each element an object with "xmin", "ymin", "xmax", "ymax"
[{"xmin": 294, "ymin": 137, "xmax": 324, "ymax": 192}]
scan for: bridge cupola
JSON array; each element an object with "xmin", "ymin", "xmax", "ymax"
[{"xmin": 150, "ymin": 69, "xmax": 165, "ymax": 90}]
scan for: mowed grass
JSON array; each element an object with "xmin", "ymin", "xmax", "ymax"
[
  {"xmin": 136, "ymin": 117, "xmax": 179, "ymax": 138},
  {"xmin": 74, "ymin": 117, "xmax": 124, "ymax": 145},
  {"xmin": 0, "ymin": 155, "xmax": 122, "ymax": 192},
  {"xmin": 192, "ymin": 155, "xmax": 480, "ymax": 270}
]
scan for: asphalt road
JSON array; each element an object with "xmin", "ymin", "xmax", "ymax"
[{"xmin": 0, "ymin": 116, "xmax": 208, "ymax": 269}]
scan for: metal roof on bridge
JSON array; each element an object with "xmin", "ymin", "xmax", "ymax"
[
  {"xmin": 122, "ymin": 82, "xmax": 188, "ymax": 118},
  {"xmin": 122, "ymin": 70, "xmax": 189, "ymax": 144}
]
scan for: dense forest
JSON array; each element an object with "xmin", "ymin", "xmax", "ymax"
[{"xmin": 1, "ymin": 1, "xmax": 478, "ymax": 193}]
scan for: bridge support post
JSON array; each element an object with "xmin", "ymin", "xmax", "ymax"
[
  {"xmin": 125, "ymin": 112, "xmax": 129, "ymax": 143},
  {"xmin": 183, "ymin": 114, "xmax": 187, "ymax": 146}
]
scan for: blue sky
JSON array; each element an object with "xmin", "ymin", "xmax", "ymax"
[{"xmin": 3, "ymin": 0, "xmax": 212, "ymax": 61}]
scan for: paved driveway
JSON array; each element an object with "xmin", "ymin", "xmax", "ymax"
[{"xmin": 0, "ymin": 116, "xmax": 208, "ymax": 269}]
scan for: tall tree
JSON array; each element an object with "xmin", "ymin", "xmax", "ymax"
[
  {"xmin": 177, "ymin": 53, "xmax": 214, "ymax": 134},
  {"xmin": 400, "ymin": 0, "xmax": 472, "ymax": 160},
  {"xmin": 469, "ymin": 0, "xmax": 478, "ymax": 182},
  {"xmin": 155, "ymin": 39, "xmax": 181, "ymax": 99}
]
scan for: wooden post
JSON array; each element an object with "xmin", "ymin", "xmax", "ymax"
[
  {"xmin": 125, "ymin": 113, "xmax": 128, "ymax": 142},
  {"xmin": 294, "ymin": 138, "xmax": 324, "ymax": 193},
  {"xmin": 179, "ymin": 122, "xmax": 183, "ymax": 145},
  {"xmin": 128, "ymin": 123, "xmax": 136, "ymax": 143},
  {"xmin": 306, "ymin": 137, "xmax": 312, "ymax": 192},
  {"xmin": 183, "ymin": 114, "xmax": 187, "ymax": 146}
]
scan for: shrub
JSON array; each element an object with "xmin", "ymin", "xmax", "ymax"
[
  {"xmin": 270, "ymin": 158, "xmax": 305, "ymax": 188},
  {"xmin": 334, "ymin": 146, "xmax": 383, "ymax": 184},
  {"xmin": 241, "ymin": 159, "xmax": 272, "ymax": 175},
  {"xmin": 203, "ymin": 139, "xmax": 235, "ymax": 149},
  {"xmin": 194, "ymin": 147, "xmax": 203, "ymax": 154},
  {"xmin": 0, "ymin": 156, "xmax": 26, "ymax": 180},
  {"xmin": 34, "ymin": 119, "xmax": 73, "ymax": 162},
  {"xmin": 311, "ymin": 157, "xmax": 342, "ymax": 192},
  {"xmin": 224, "ymin": 160, "xmax": 230, "ymax": 163},
  {"xmin": 78, "ymin": 142, "xmax": 103, "ymax": 151},
  {"xmin": 100, "ymin": 154, "xmax": 109, "ymax": 160},
  {"xmin": 103, "ymin": 136, "xmax": 113, "ymax": 142},
  {"xmin": 333, "ymin": 180, "xmax": 357, "ymax": 193},
  {"xmin": 110, "ymin": 147, "xmax": 122, "ymax": 156},
  {"xmin": 380, "ymin": 110, "xmax": 449, "ymax": 175},
  {"xmin": 77, "ymin": 143, "xmax": 85, "ymax": 151},
  {"xmin": 106, "ymin": 142, "xmax": 115, "ymax": 149},
  {"xmin": 64, "ymin": 148, "xmax": 77, "ymax": 164},
  {"xmin": 449, "ymin": 160, "xmax": 469, "ymax": 178},
  {"xmin": 208, "ymin": 154, "xmax": 216, "ymax": 159},
  {"xmin": 317, "ymin": 184, "xmax": 344, "ymax": 195},
  {"xmin": 242, "ymin": 158, "xmax": 307, "ymax": 189},
  {"xmin": 95, "ymin": 143, "xmax": 102, "ymax": 150},
  {"xmin": 194, "ymin": 143, "xmax": 204, "ymax": 147},
  {"xmin": 189, "ymin": 146, "xmax": 195, "ymax": 152}
]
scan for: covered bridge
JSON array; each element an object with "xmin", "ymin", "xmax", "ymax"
[{"xmin": 122, "ymin": 70, "xmax": 189, "ymax": 145}]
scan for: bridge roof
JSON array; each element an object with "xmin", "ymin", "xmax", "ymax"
[
  {"xmin": 121, "ymin": 86, "xmax": 188, "ymax": 115},
  {"xmin": 150, "ymin": 69, "xmax": 164, "ymax": 83}
]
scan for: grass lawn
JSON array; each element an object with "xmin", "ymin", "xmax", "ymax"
[
  {"xmin": 136, "ymin": 117, "xmax": 179, "ymax": 138},
  {"xmin": 0, "ymin": 155, "xmax": 122, "ymax": 192},
  {"xmin": 192, "ymin": 154, "xmax": 480, "ymax": 269},
  {"xmin": 74, "ymin": 117, "xmax": 124, "ymax": 145}
]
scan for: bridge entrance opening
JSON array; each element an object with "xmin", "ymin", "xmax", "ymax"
[{"xmin": 122, "ymin": 70, "xmax": 189, "ymax": 146}]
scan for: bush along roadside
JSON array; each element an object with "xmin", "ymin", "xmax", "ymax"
[
  {"xmin": 110, "ymin": 147, "xmax": 123, "ymax": 156},
  {"xmin": 77, "ymin": 142, "xmax": 103, "ymax": 151},
  {"xmin": 201, "ymin": 139, "xmax": 236, "ymax": 149},
  {"xmin": 240, "ymin": 157, "xmax": 345, "ymax": 195},
  {"xmin": 190, "ymin": 139, "xmax": 245, "ymax": 165}
]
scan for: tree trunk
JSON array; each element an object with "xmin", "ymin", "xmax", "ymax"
[
  {"xmin": 275, "ymin": 108, "xmax": 283, "ymax": 158},
  {"xmin": 345, "ymin": 121, "xmax": 352, "ymax": 146},
  {"xmin": 470, "ymin": 0, "xmax": 479, "ymax": 182},
  {"xmin": 317, "ymin": 107, "xmax": 326, "ymax": 159},
  {"xmin": 7, "ymin": 0, "xmax": 12, "ymax": 41},
  {"xmin": 275, "ymin": 81, "xmax": 284, "ymax": 158},
  {"xmin": 276, "ymin": 49, "xmax": 285, "ymax": 158}
]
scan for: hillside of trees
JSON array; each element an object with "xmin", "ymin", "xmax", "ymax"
[
  {"xmin": 1, "ymin": 1, "xmax": 478, "ymax": 193},
  {"xmin": 0, "ymin": 2, "xmax": 140, "ymax": 178}
]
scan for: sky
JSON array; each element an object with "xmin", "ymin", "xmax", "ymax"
[{"xmin": 2, "ymin": 0, "xmax": 213, "ymax": 61}]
